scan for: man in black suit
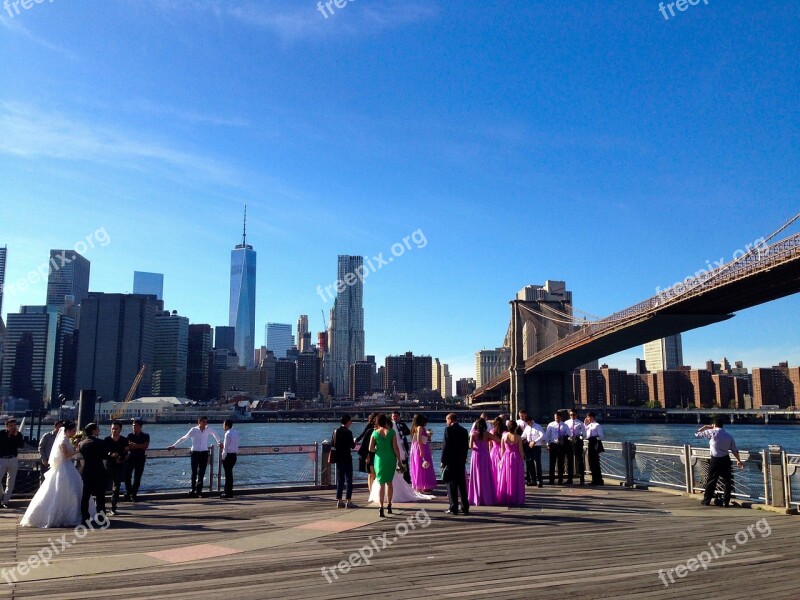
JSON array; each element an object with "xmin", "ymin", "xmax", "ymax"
[
  {"xmin": 79, "ymin": 423, "xmax": 108, "ymax": 524},
  {"xmin": 391, "ymin": 411, "xmax": 412, "ymax": 484},
  {"xmin": 440, "ymin": 412, "xmax": 469, "ymax": 515}
]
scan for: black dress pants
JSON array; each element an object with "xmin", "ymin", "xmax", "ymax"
[
  {"xmin": 191, "ymin": 451, "xmax": 209, "ymax": 493},
  {"xmin": 446, "ymin": 467, "xmax": 468, "ymax": 513},
  {"xmin": 222, "ymin": 453, "xmax": 237, "ymax": 496},
  {"xmin": 548, "ymin": 443, "xmax": 564, "ymax": 484},
  {"xmin": 704, "ymin": 456, "xmax": 733, "ymax": 505}
]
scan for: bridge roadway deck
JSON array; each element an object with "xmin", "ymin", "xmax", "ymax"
[{"xmin": 1, "ymin": 485, "xmax": 798, "ymax": 599}]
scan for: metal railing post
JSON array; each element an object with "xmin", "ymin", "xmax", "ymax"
[
  {"xmin": 782, "ymin": 451, "xmax": 791, "ymax": 508},
  {"xmin": 768, "ymin": 445, "xmax": 786, "ymax": 508},
  {"xmin": 321, "ymin": 440, "xmax": 332, "ymax": 487},
  {"xmin": 683, "ymin": 444, "xmax": 693, "ymax": 494},
  {"xmin": 208, "ymin": 444, "xmax": 215, "ymax": 493},
  {"xmin": 761, "ymin": 449, "xmax": 771, "ymax": 505},
  {"xmin": 622, "ymin": 441, "xmax": 634, "ymax": 487},
  {"xmin": 314, "ymin": 442, "xmax": 320, "ymax": 487}
]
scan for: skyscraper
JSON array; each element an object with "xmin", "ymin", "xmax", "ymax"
[
  {"xmin": 214, "ymin": 326, "xmax": 235, "ymax": 352},
  {"xmin": 266, "ymin": 323, "xmax": 293, "ymax": 359},
  {"xmin": 330, "ymin": 255, "xmax": 365, "ymax": 396},
  {"xmin": 0, "ymin": 245, "xmax": 6, "ymax": 316},
  {"xmin": 643, "ymin": 334, "xmax": 684, "ymax": 372},
  {"xmin": 2, "ymin": 305, "xmax": 75, "ymax": 410},
  {"xmin": 152, "ymin": 310, "xmax": 189, "ymax": 397},
  {"xmin": 187, "ymin": 325, "xmax": 213, "ymax": 401},
  {"xmin": 46, "ymin": 250, "xmax": 90, "ymax": 309},
  {"xmin": 133, "ymin": 271, "xmax": 164, "ymax": 300},
  {"xmin": 297, "ymin": 314, "xmax": 309, "ymax": 351},
  {"xmin": 297, "ymin": 351, "xmax": 321, "ymax": 401},
  {"xmin": 229, "ymin": 208, "xmax": 256, "ymax": 367},
  {"xmin": 74, "ymin": 293, "xmax": 158, "ymax": 402}
]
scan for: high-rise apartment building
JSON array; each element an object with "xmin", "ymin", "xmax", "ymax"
[
  {"xmin": 152, "ymin": 311, "xmax": 189, "ymax": 397},
  {"xmin": 133, "ymin": 271, "xmax": 164, "ymax": 300},
  {"xmin": 384, "ymin": 352, "xmax": 432, "ymax": 395},
  {"xmin": 643, "ymin": 334, "xmax": 683, "ymax": 372},
  {"xmin": 187, "ymin": 324, "xmax": 213, "ymax": 401},
  {"xmin": 349, "ymin": 360, "xmax": 373, "ymax": 400},
  {"xmin": 229, "ymin": 209, "xmax": 256, "ymax": 367},
  {"xmin": 46, "ymin": 250, "xmax": 90, "ymax": 309},
  {"xmin": 266, "ymin": 323, "xmax": 293, "ymax": 359},
  {"xmin": 1, "ymin": 305, "xmax": 74, "ymax": 409},
  {"xmin": 432, "ymin": 358, "xmax": 452, "ymax": 399},
  {"xmin": 74, "ymin": 293, "xmax": 158, "ymax": 402},
  {"xmin": 274, "ymin": 358, "xmax": 296, "ymax": 395},
  {"xmin": 329, "ymin": 256, "xmax": 365, "ymax": 397},
  {"xmin": 456, "ymin": 378, "xmax": 476, "ymax": 397},
  {"xmin": 297, "ymin": 351, "xmax": 321, "ymax": 401},
  {"xmin": 475, "ymin": 347, "xmax": 511, "ymax": 388}
]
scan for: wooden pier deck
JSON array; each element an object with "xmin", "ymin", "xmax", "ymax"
[{"xmin": 1, "ymin": 485, "xmax": 798, "ymax": 599}]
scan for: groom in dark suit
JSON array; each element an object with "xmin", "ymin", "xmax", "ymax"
[
  {"xmin": 79, "ymin": 423, "xmax": 108, "ymax": 524},
  {"xmin": 440, "ymin": 412, "xmax": 469, "ymax": 515}
]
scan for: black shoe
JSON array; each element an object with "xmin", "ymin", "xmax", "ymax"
[
  {"xmin": 1, "ymin": 503, "xmax": 9, "ymax": 509},
  {"xmin": 379, "ymin": 507, "xmax": 385, "ymax": 518},
  {"xmin": 387, "ymin": 503, "xmax": 393, "ymax": 514},
  {"xmin": 462, "ymin": 510, "xmax": 470, "ymax": 516},
  {"xmin": 188, "ymin": 491, "xmax": 199, "ymax": 498},
  {"xmin": 700, "ymin": 499, "xmax": 711, "ymax": 506},
  {"xmin": 131, "ymin": 495, "xmax": 139, "ymax": 503},
  {"xmin": 220, "ymin": 494, "xmax": 232, "ymax": 499},
  {"xmin": 445, "ymin": 509, "xmax": 459, "ymax": 515},
  {"xmin": 537, "ymin": 483, "xmax": 543, "ymax": 488},
  {"xmin": 122, "ymin": 494, "xmax": 131, "ymax": 502}
]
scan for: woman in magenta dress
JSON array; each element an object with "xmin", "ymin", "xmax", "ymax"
[
  {"xmin": 468, "ymin": 418, "xmax": 499, "ymax": 506},
  {"xmin": 497, "ymin": 419, "xmax": 526, "ymax": 506},
  {"xmin": 409, "ymin": 414, "xmax": 437, "ymax": 493},
  {"xmin": 489, "ymin": 417, "xmax": 506, "ymax": 486}
]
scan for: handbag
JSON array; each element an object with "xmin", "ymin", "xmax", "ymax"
[{"xmin": 327, "ymin": 430, "xmax": 337, "ymax": 464}]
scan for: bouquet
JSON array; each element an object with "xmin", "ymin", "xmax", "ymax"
[
  {"xmin": 396, "ymin": 462, "xmax": 407, "ymax": 474},
  {"xmin": 422, "ymin": 460, "xmax": 430, "ymax": 470}
]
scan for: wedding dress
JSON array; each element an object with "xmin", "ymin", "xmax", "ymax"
[
  {"xmin": 368, "ymin": 470, "xmax": 436, "ymax": 503},
  {"xmin": 20, "ymin": 427, "xmax": 86, "ymax": 528}
]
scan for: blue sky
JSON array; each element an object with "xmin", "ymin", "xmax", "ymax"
[{"xmin": 1, "ymin": 1, "xmax": 798, "ymax": 384}]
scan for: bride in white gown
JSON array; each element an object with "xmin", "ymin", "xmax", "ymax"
[
  {"xmin": 368, "ymin": 469, "xmax": 436, "ymax": 504},
  {"xmin": 20, "ymin": 423, "xmax": 86, "ymax": 528}
]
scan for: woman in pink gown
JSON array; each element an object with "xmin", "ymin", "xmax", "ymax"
[
  {"xmin": 409, "ymin": 414, "xmax": 437, "ymax": 492},
  {"xmin": 489, "ymin": 417, "xmax": 506, "ymax": 487},
  {"xmin": 468, "ymin": 418, "xmax": 499, "ymax": 506},
  {"xmin": 497, "ymin": 419, "xmax": 526, "ymax": 506}
]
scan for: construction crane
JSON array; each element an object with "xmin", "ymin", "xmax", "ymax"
[{"xmin": 110, "ymin": 365, "xmax": 147, "ymax": 420}]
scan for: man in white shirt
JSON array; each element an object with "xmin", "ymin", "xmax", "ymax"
[
  {"xmin": 695, "ymin": 419, "xmax": 744, "ymax": 507},
  {"xmin": 168, "ymin": 416, "xmax": 221, "ymax": 497},
  {"xmin": 220, "ymin": 419, "xmax": 240, "ymax": 499},
  {"xmin": 521, "ymin": 417, "xmax": 544, "ymax": 487},
  {"xmin": 564, "ymin": 409, "xmax": 587, "ymax": 485},
  {"xmin": 516, "ymin": 410, "xmax": 528, "ymax": 432},
  {"xmin": 544, "ymin": 412, "xmax": 567, "ymax": 485},
  {"xmin": 584, "ymin": 412, "xmax": 605, "ymax": 485}
]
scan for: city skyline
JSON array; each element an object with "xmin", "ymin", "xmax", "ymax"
[{"xmin": 1, "ymin": 3, "xmax": 798, "ymax": 383}]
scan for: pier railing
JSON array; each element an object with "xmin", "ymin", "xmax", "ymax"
[{"xmin": 9, "ymin": 441, "xmax": 799, "ymax": 512}]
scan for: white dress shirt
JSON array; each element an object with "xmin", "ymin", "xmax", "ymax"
[
  {"xmin": 521, "ymin": 423, "xmax": 544, "ymax": 446},
  {"xmin": 544, "ymin": 421, "xmax": 567, "ymax": 445},
  {"xmin": 392, "ymin": 421, "xmax": 407, "ymax": 461},
  {"xmin": 564, "ymin": 419, "xmax": 587, "ymax": 439},
  {"xmin": 585, "ymin": 422, "xmax": 604, "ymax": 440},
  {"xmin": 695, "ymin": 427, "xmax": 738, "ymax": 458},
  {"xmin": 171, "ymin": 426, "xmax": 221, "ymax": 452},
  {"xmin": 222, "ymin": 428, "xmax": 240, "ymax": 459}
]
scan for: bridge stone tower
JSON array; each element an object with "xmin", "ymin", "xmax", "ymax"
[{"xmin": 508, "ymin": 281, "xmax": 577, "ymax": 419}]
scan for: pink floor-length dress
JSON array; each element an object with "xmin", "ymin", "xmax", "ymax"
[
  {"xmin": 468, "ymin": 433, "xmax": 497, "ymax": 506},
  {"xmin": 410, "ymin": 431, "xmax": 437, "ymax": 490},
  {"xmin": 497, "ymin": 433, "xmax": 526, "ymax": 506}
]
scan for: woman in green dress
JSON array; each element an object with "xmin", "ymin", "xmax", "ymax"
[{"xmin": 368, "ymin": 413, "xmax": 402, "ymax": 517}]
